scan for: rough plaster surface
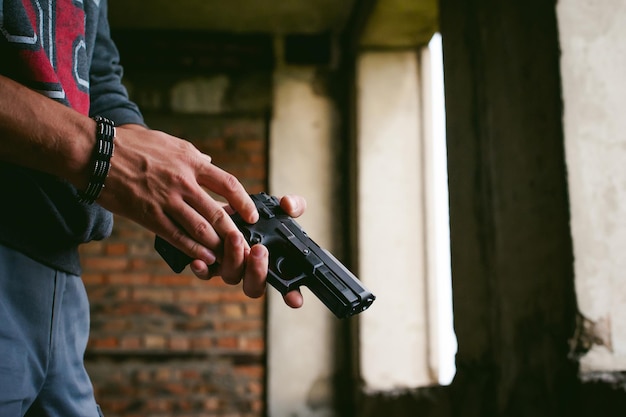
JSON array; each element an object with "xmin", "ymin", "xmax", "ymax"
[
  {"xmin": 356, "ymin": 51, "xmax": 434, "ymax": 390},
  {"xmin": 360, "ymin": 0, "xmax": 438, "ymax": 48},
  {"xmin": 267, "ymin": 67, "xmax": 341, "ymax": 417},
  {"xmin": 557, "ymin": 0, "xmax": 626, "ymax": 366}
]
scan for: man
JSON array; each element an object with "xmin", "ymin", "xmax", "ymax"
[{"xmin": 0, "ymin": 0, "xmax": 304, "ymax": 415}]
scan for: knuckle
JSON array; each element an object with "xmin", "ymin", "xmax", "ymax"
[
  {"xmin": 180, "ymin": 139, "xmax": 198, "ymax": 154},
  {"xmin": 222, "ymin": 173, "xmax": 242, "ymax": 194},
  {"xmin": 193, "ymin": 221, "xmax": 210, "ymax": 239},
  {"xmin": 170, "ymin": 228, "xmax": 186, "ymax": 245},
  {"xmin": 189, "ymin": 241, "xmax": 200, "ymax": 257},
  {"xmin": 172, "ymin": 171, "xmax": 194, "ymax": 190},
  {"xmin": 208, "ymin": 207, "xmax": 228, "ymax": 226}
]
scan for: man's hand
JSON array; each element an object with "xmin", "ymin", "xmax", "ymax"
[
  {"xmin": 0, "ymin": 76, "xmax": 302, "ymax": 306},
  {"xmin": 98, "ymin": 125, "xmax": 304, "ymax": 308},
  {"xmin": 188, "ymin": 195, "xmax": 307, "ymax": 309},
  {"xmin": 97, "ymin": 124, "xmax": 255, "ymax": 256},
  {"xmin": 96, "ymin": 125, "xmax": 255, "ymax": 274}
]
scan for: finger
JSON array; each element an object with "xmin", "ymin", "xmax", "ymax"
[
  {"xmin": 189, "ymin": 259, "xmax": 221, "ymax": 280},
  {"xmin": 157, "ymin": 216, "xmax": 217, "ymax": 266},
  {"xmin": 197, "ymin": 164, "xmax": 258, "ymax": 224},
  {"xmin": 183, "ymin": 179, "xmax": 249, "ymax": 245},
  {"xmin": 166, "ymin": 198, "xmax": 223, "ymax": 252},
  {"xmin": 283, "ymin": 290, "xmax": 304, "ymax": 309},
  {"xmin": 220, "ymin": 230, "xmax": 247, "ymax": 285},
  {"xmin": 279, "ymin": 195, "xmax": 307, "ymax": 218},
  {"xmin": 242, "ymin": 244, "xmax": 269, "ymax": 299}
]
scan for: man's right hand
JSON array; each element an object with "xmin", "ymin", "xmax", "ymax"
[{"xmin": 97, "ymin": 124, "xmax": 259, "ymax": 278}]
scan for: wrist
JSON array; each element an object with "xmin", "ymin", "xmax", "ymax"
[{"xmin": 77, "ymin": 116, "xmax": 115, "ymax": 204}]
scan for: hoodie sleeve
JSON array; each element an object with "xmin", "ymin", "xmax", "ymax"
[{"xmin": 88, "ymin": 0, "xmax": 145, "ymax": 126}]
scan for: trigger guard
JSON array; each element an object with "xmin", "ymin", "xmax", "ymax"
[{"xmin": 267, "ymin": 259, "xmax": 305, "ymax": 294}]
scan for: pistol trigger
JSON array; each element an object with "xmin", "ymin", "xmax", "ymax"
[{"xmin": 249, "ymin": 231, "xmax": 263, "ymax": 246}]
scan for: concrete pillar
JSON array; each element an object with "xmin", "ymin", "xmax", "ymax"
[
  {"xmin": 557, "ymin": 0, "xmax": 626, "ymax": 374},
  {"xmin": 438, "ymin": 0, "xmax": 577, "ymax": 414},
  {"xmin": 355, "ymin": 50, "xmax": 435, "ymax": 390},
  {"xmin": 267, "ymin": 67, "xmax": 343, "ymax": 417}
]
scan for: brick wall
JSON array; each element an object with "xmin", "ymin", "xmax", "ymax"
[
  {"xmin": 81, "ymin": 111, "xmax": 270, "ymax": 416},
  {"xmin": 79, "ymin": 31, "xmax": 274, "ymax": 416}
]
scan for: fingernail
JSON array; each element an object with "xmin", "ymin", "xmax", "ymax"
[
  {"xmin": 289, "ymin": 196, "xmax": 299, "ymax": 211},
  {"xmin": 201, "ymin": 249, "xmax": 217, "ymax": 265},
  {"xmin": 250, "ymin": 244, "xmax": 266, "ymax": 259}
]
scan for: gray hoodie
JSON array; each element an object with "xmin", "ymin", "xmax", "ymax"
[{"xmin": 0, "ymin": 0, "xmax": 144, "ymax": 275}]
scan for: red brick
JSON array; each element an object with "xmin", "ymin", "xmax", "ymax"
[
  {"xmin": 248, "ymin": 381, "xmax": 263, "ymax": 396},
  {"xmin": 105, "ymin": 242, "xmax": 128, "ymax": 256},
  {"xmin": 108, "ymin": 273, "xmax": 151, "ymax": 285},
  {"xmin": 168, "ymin": 335, "xmax": 191, "ymax": 351},
  {"xmin": 120, "ymin": 336, "xmax": 142, "ymax": 350},
  {"xmin": 220, "ymin": 304, "xmax": 244, "ymax": 318},
  {"xmin": 153, "ymin": 273, "xmax": 197, "ymax": 286},
  {"xmin": 236, "ymin": 139, "xmax": 264, "ymax": 152},
  {"xmin": 132, "ymin": 287, "xmax": 175, "ymax": 302},
  {"xmin": 239, "ymin": 336, "xmax": 264, "ymax": 352},
  {"xmin": 217, "ymin": 337, "xmax": 238, "ymax": 349},
  {"xmin": 82, "ymin": 273, "xmax": 105, "ymax": 285},
  {"xmin": 219, "ymin": 320, "xmax": 264, "ymax": 332},
  {"xmin": 153, "ymin": 367, "xmax": 172, "ymax": 382},
  {"xmin": 203, "ymin": 397, "xmax": 221, "ymax": 411},
  {"xmin": 218, "ymin": 290, "xmax": 258, "ymax": 303},
  {"xmin": 83, "ymin": 257, "xmax": 129, "ymax": 271},
  {"xmin": 180, "ymin": 368, "xmax": 202, "ymax": 380},
  {"xmin": 234, "ymin": 365, "xmax": 264, "ymax": 378},
  {"xmin": 176, "ymin": 289, "xmax": 221, "ymax": 303},
  {"xmin": 244, "ymin": 302, "xmax": 265, "ymax": 317},
  {"xmin": 89, "ymin": 336, "xmax": 119, "ymax": 349},
  {"xmin": 143, "ymin": 334, "xmax": 166, "ymax": 349},
  {"xmin": 80, "ymin": 241, "xmax": 105, "ymax": 255},
  {"xmin": 191, "ymin": 336, "xmax": 213, "ymax": 350},
  {"xmin": 86, "ymin": 286, "xmax": 130, "ymax": 302},
  {"xmin": 84, "ymin": 112, "xmax": 269, "ymax": 417}
]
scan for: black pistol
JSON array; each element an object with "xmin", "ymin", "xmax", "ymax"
[{"xmin": 154, "ymin": 192, "xmax": 375, "ymax": 319}]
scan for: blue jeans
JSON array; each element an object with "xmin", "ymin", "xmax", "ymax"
[{"xmin": 0, "ymin": 244, "xmax": 103, "ymax": 417}]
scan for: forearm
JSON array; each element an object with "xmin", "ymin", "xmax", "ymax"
[
  {"xmin": 0, "ymin": 74, "xmax": 95, "ymax": 189},
  {"xmin": 0, "ymin": 74, "xmax": 265, "ymax": 283}
]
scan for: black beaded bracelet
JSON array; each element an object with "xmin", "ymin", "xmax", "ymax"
[{"xmin": 77, "ymin": 116, "xmax": 115, "ymax": 204}]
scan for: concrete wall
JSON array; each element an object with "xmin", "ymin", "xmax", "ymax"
[
  {"xmin": 442, "ymin": 0, "xmax": 578, "ymax": 408},
  {"xmin": 357, "ymin": 1, "xmax": 626, "ymax": 415},
  {"xmin": 557, "ymin": 0, "xmax": 626, "ymax": 375},
  {"xmin": 81, "ymin": 34, "xmax": 274, "ymax": 417},
  {"xmin": 355, "ymin": 50, "xmax": 433, "ymax": 390},
  {"xmin": 357, "ymin": 1, "xmax": 579, "ymax": 415},
  {"xmin": 267, "ymin": 66, "xmax": 349, "ymax": 417},
  {"xmin": 92, "ymin": 1, "xmax": 626, "ymax": 416}
]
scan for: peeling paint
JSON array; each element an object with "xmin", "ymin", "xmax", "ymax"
[
  {"xmin": 580, "ymin": 370, "xmax": 626, "ymax": 387},
  {"xmin": 305, "ymin": 375, "xmax": 334, "ymax": 412},
  {"xmin": 570, "ymin": 313, "xmax": 612, "ymax": 358}
]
